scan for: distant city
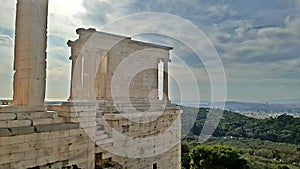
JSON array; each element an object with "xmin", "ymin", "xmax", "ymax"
[
  {"xmin": 2, "ymin": 98, "xmax": 299, "ymax": 119},
  {"xmin": 176, "ymin": 100, "xmax": 300, "ymax": 119}
]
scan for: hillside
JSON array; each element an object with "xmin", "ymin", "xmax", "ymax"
[
  {"xmin": 182, "ymin": 138, "xmax": 300, "ymax": 169},
  {"xmin": 181, "ymin": 106, "xmax": 300, "ymax": 144}
]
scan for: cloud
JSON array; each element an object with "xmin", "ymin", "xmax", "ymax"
[
  {"xmin": 46, "ymin": 37, "xmax": 72, "ymax": 98},
  {"xmin": 61, "ymin": 0, "xmax": 300, "ymax": 99},
  {"xmin": 79, "ymin": 0, "xmax": 137, "ymax": 29},
  {"xmin": 0, "ymin": 34, "xmax": 13, "ymax": 47},
  {"xmin": 0, "ymin": 0, "xmax": 299, "ymax": 101},
  {"xmin": 0, "ymin": 0, "xmax": 16, "ymax": 30},
  {"xmin": 45, "ymin": 47, "xmax": 71, "ymax": 99},
  {"xmin": 0, "ymin": 0, "xmax": 15, "ymax": 98},
  {"xmin": 0, "ymin": 45, "xmax": 14, "ymax": 98},
  {"xmin": 48, "ymin": 0, "xmax": 86, "ymax": 40},
  {"xmin": 204, "ymin": 1, "xmax": 300, "ymax": 83}
]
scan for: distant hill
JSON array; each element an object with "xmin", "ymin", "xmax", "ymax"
[
  {"xmin": 270, "ymin": 98, "xmax": 300, "ymax": 104},
  {"xmin": 190, "ymin": 101, "xmax": 300, "ymax": 114},
  {"xmin": 181, "ymin": 106, "xmax": 300, "ymax": 144}
]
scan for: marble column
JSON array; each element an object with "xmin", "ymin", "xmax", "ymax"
[
  {"xmin": 12, "ymin": 0, "xmax": 48, "ymax": 106},
  {"xmin": 68, "ymin": 55, "xmax": 78, "ymax": 101},
  {"xmin": 156, "ymin": 59, "xmax": 160, "ymax": 99},
  {"xmin": 163, "ymin": 59, "xmax": 169, "ymax": 100}
]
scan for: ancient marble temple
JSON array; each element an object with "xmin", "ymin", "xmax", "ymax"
[{"xmin": 67, "ymin": 28, "xmax": 170, "ymax": 101}]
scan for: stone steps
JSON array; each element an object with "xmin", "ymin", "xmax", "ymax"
[
  {"xmin": 96, "ymin": 125, "xmax": 105, "ymax": 131},
  {"xmin": 95, "ymin": 124, "xmax": 112, "ymax": 145},
  {"xmin": 96, "ymin": 130, "xmax": 106, "ymax": 135},
  {"xmin": 96, "ymin": 137, "xmax": 113, "ymax": 146},
  {"xmin": 96, "ymin": 133, "xmax": 109, "ymax": 140},
  {"xmin": 95, "ymin": 141, "xmax": 113, "ymax": 154}
]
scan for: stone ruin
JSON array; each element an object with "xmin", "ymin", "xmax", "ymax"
[{"xmin": 0, "ymin": 0, "xmax": 181, "ymax": 168}]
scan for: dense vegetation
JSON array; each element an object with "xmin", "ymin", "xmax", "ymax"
[
  {"xmin": 181, "ymin": 106, "xmax": 300, "ymax": 169},
  {"xmin": 182, "ymin": 138, "xmax": 300, "ymax": 169},
  {"xmin": 182, "ymin": 107, "xmax": 300, "ymax": 144},
  {"xmin": 185, "ymin": 143, "xmax": 249, "ymax": 169}
]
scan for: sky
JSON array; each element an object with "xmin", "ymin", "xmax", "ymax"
[{"xmin": 0, "ymin": 0, "xmax": 299, "ymax": 103}]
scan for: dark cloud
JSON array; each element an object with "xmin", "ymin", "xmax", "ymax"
[{"xmin": 134, "ymin": 33, "xmax": 204, "ymax": 68}]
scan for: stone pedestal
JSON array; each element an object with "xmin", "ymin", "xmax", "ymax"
[{"xmin": 12, "ymin": 0, "xmax": 48, "ymax": 106}]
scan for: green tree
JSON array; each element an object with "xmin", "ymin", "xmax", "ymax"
[
  {"xmin": 189, "ymin": 145, "xmax": 249, "ymax": 169},
  {"xmin": 182, "ymin": 142, "xmax": 191, "ymax": 169},
  {"xmin": 276, "ymin": 165, "xmax": 290, "ymax": 169}
]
